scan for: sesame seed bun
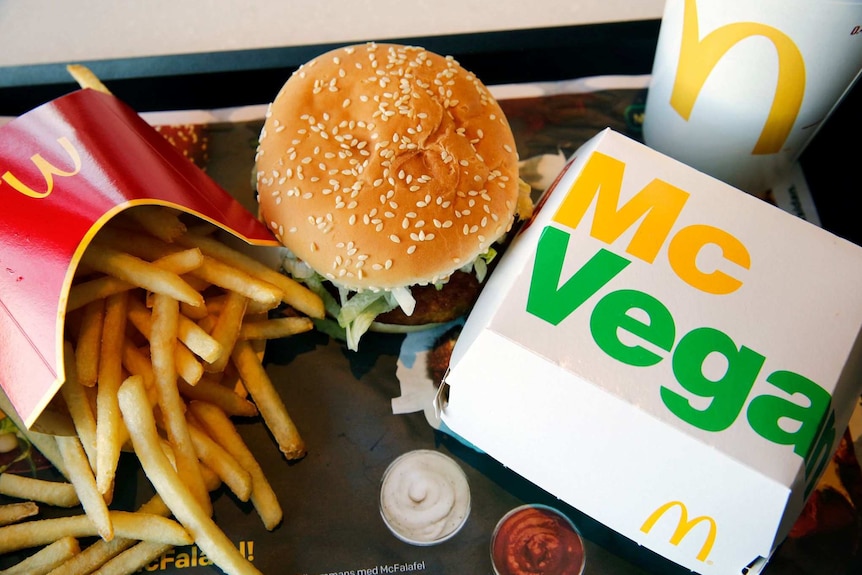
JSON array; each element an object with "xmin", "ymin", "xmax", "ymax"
[{"xmin": 255, "ymin": 42, "xmax": 521, "ymax": 293}]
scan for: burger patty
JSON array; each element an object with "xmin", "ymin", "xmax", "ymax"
[{"xmin": 376, "ymin": 271, "xmax": 482, "ymax": 326}]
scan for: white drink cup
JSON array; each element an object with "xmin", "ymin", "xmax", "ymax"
[{"xmin": 643, "ymin": 0, "xmax": 862, "ymax": 196}]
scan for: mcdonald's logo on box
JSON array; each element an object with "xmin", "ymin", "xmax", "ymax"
[
  {"xmin": 640, "ymin": 501, "xmax": 717, "ymax": 564},
  {"xmin": 440, "ymin": 129, "xmax": 862, "ymax": 574}
]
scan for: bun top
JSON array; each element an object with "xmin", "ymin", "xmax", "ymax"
[{"xmin": 256, "ymin": 43, "xmax": 520, "ymax": 291}]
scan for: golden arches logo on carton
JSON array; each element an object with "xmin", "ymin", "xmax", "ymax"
[
  {"xmin": 1, "ymin": 136, "xmax": 81, "ymax": 198},
  {"xmin": 640, "ymin": 500, "xmax": 717, "ymax": 562},
  {"xmin": 670, "ymin": 0, "xmax": 805, "ymax": 155}
]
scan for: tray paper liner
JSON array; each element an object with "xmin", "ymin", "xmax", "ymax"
[
  {"xmin": 0, "ymin": 89, "xmax": 276, "ymax": 428},
  {"xmin": 440, "ymin": 128, "xmax": 862, "ymax": 575}
]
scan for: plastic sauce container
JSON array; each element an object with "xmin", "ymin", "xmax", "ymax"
[
  {"xmin": 379, "ymin": 449, "xmax": 471, "ymax": 545},
  {"xmin": 491, "ymin": 504, "xmax": 586, "ymax": 575}
]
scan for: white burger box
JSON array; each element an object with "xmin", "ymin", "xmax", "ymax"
[{"xmin": 438, "ymin": 128, "xmax": 862, "ymax": 575}]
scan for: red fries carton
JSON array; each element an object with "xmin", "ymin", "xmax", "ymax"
[
  {"xmin": 0, "ymin": 89, "xmax": 276, "ymax": 428},
  {"xmin": 440, "ymin": 129, "xmax": 862, "ymax": 574}
]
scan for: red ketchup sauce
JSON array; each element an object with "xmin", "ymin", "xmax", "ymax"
[{"xmin": 491, "ymin": 504, "xmax": 586, "ymax": 575}]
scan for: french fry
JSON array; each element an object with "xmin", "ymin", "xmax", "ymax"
[
  {"xmin": 177, "ymin": 375, "xmax": 258, "ymax": 418},
  {"xmin": 205, "ymin": 292, "xmax": 276, "ymax": 316},
  {"xmin": 89, "ymin": 541, "xmax": 173, "ymax": 575},
  {"xmin": 180, "ymin": 299, "xmax": 210, "ymax": 320},
  {"xmin": 179, "ymin": 273, "xmax": 212, "ymax": 292},
  {"xmin": 193, "ymin": 257, "xmax": 282, "ymax": 308},
  {"xmin": 89, "ymin": 226, "xmax": 176, "ymax": 262},
  {"xmin": 0, "ymin": 502, "xmax": 38, "ymax": 527},
  {"xmin": 186, "ymin": 419, "xmax": 252, "ymax": 502},
  {"xmin": 240, "ymin": 316, "xmax": 314, "ymax": 340},
  {"xmin": 73, "ymin": 300, "xmax": 104, "ymax": 385},
  {"xmin": 66, "ymin": 276, "xmax": 134, "ymax": 313},
  {"xmin": 188, "ymin": 401, "xmax": 283, "ymax": 531},
  {"xmin": 95, "ymin": 291, "xmax": 129, "ymax": 499},
  {"xmin": 176, "ymin": 230, "xmax": 325, "ymax": 318},
  {"xmin": 82, "ymin": 243, "xmax": 203, "ymax": 308},
  {"xmin": 120, "ymin": 342, "xmax": 156, "ymax": 401},
  {"xmin": 66, "ymin": 64, "xmax": 111, "ymax": 93},
  {"xmin": 204, "ymin": 291, "xmax": 248, "ymax": 373},
  {"xmin": 126, "ymin": 296, "xmax": 205, "ymax": 386},
  {"xmin": 231, "ymin": 339, "xmax": 306, "ymax": 460},
  {"xmin": 149, "ymin": 295, "xmax": 211, "ymax": 514},
  {"xmin": 0, "ymin": 474, "xmax": 79, "ymax": 508},
  {"xmin": 0, "ymin": 535, "xmax": 80, "ymax": 575},
  {"xmin": 125, "ymin": 205, "xmax": 187, "ymax": 243},
  {"xmin": 60, "ymin": 341, "xmax": 98, "ymax": 470},
  {"xmin": 149, "ymin": 247, "xmax": 205, "ymax": 276},
  {"xmin": 56, "ymin": 434, "xmax": 113, "ymax": 541},
  {"xmin": 220, "ymin": 362, "xmax": 248, "ymax": 399},
  {"xmin": 178, "ymin": 314, "xmax": 223, "ymax": 364},
  {"xmin": 44, "ymin": 537, "xmax": 132, "ymax": 575},
  {"xmin": 117, "ymin": 376, "xmax": 263, "ymax": 575},
  {"xmin": 0, "ymin": 511, "xmax": 192, "ymax": 555}
]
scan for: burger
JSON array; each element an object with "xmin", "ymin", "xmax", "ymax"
[{"xmin": 255, "ymin": 42, "xmax": 532, "ymax": 349}]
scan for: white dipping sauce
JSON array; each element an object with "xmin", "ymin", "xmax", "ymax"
[{"xmin": 379, "ymin": 449, "xmax": 471, "ymax": 545}]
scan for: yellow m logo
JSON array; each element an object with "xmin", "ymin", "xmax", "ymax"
[
  {"xmin": 1, "ymin": 136, "xmax": 82, "ymax": 199},
  {"xmin": 640, "ymin": 500, "xmax": 717, "ymax": 562},
  {"xmin": 671, "ymin": 0, "xmax": 805, "ymax": 154}
]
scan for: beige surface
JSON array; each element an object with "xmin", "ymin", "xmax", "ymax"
[{"xmin": 0, "ymin": 0, "xmax": 664, "ymax": 67}]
